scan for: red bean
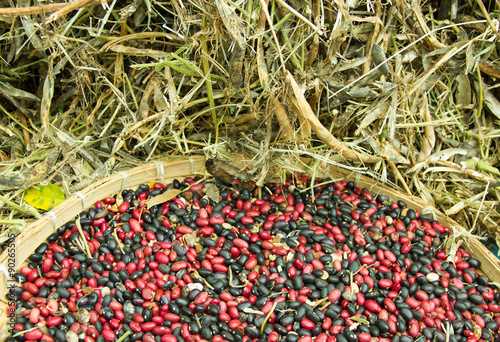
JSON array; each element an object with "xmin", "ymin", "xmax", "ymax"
[
  {"xmin": 405, "ymin": 297, "xmax": 420, "ymax": 309},
  {"xmin": 384, "ymin": 298, "xmax": 396, "ymax": 312},
  {"xmin": 365, "ymin": 300, "xmax": 382, "ymax": 313},
  {"xmin": 232, "ymin": 238, "xmax": 249, "ymax": 249},
  {"xmin": 128, "ymin": 218, "xmax": 142, "ymax": 233},
  {"xmin": 164, "ymin": 313, "xmax": 180, "ymax": 323},
  {"xmin": 101, "ymin": 330, "xmax": 115, "ymax": 342},
  {"xmin": 211, "ymin": 263, "xmax": 227, "ymax": 273},
  {"xmin": 360, "ymin": 256, "xmax": 375, "ymax": 265},
  {"xmin": 171, "ymin": 261, "xmax": 189, "ymax": 271},
  {"xmin": 358, "ymin": 333, "xmax": 372, "ymax": 342},
  {"xmin": 47, "ymin": 316, "xmax": 63, "ymax": 327},
  {"xmin": 160, "ymin": 334, "xmax": 178, "ymax": 342},
  {"xmin": 297, "ymin": 336, "xmax": 312, "ymax": 342},
  {"xmin": 408, "ymin": 319, "xmax": 419, "ymax": 337},
  {"xmin": 194, "ymin": 291, "xmax": 209, "ymax": 305},
  {"xmin": 29, "ymin": 307, "xmax": 40, "ymax": 324},
  {"xmin": 261, "ymin": 240, "xmax": 274, "ymax": 250},
  {"xmin": 24, "ymin": 329, "xmax": 43, "ymax": 340},
  {"xmin": 23, "ymin": 282, "xmax": 39, "ymax": 295},
  {"xmin": 244, "ymin": 257, "xmax": 257, "ymax": 270},
  {"xmin": 378, "ymin": 279, "xmax": 393, "ymax": 288},
  {"xmin": 328, "ymin": 289, "xmax": 341, "ymax": 303},
  {"xmin": 42, "ymin": 257, "xmax": 53, "ymax": 273}
]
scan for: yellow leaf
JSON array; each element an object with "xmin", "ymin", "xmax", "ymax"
[{"xmin": 24, "ymin": 184, "xmax": 65, "ymax": 211}]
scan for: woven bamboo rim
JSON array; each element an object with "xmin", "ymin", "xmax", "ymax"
[{"xmin": 1, "ymin": 155, "xmax": 499, "ymax": 340}]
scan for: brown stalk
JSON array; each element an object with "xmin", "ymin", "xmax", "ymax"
[
  {"xmin": 45, "ymin": 0, "xmax": 95, "ymax": 23},
  {"xmin": 270, "ymin": 92, "xmax": 293, "ymax": 140},
  {"xmin": 0, "ymin": 3, "xmax": 67, "ymax": 15},
  {"xmin": 0, "ymin": 0, "xmax": 109, "ymax": 18},
  {"xmin": 478, "ymin": 63, "xmax": 500, "ymax": 79},
  {"xmin": 417, "ymin": 93, "xmax": 435, "ymax": 162},
  {"xmin": 286, "ymin": 71, "xmax": 380, "ymax": 164}
]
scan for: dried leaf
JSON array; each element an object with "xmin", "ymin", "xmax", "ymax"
[
  {"xmin": 446, "ymin": 202, "xmax": 465, "ymax": 215},
  {"xmin": 347, "ymin": 87, "xmax": 378, "ymax": 99},
  {"xmin": 355, "ymin": 100, "xmax": 389, "ymax": 135},
  {"xmin": 455, "ymin": 72, "xmax": 471, "ymax": 109},
  {"xmin": 270, "ymin": 92, "xmax": 293, "ymax": 140},
  {"xmin": 380, "ymin": 141, "xmax": 410, "ymax": 164},
  {"xmin": 145, "ymin": 189, "xmax": 181, "ymax": 208},
  {"xmin": 24, "ymin": 184, "xmax": 65, "ymax": 211},
  {"xmin": 426, "ymin": 148, "xmax": 467, "ymax": 161},
  {"xmin": 40, "ymin": 55, "xmax": 55, "ymax": 136},
  {"xmin": 204, "ymin": 183, "xmax": 220, "ymax": 203},
  {"xmin": 154, "ymin": 86, "xmax": 168, "ymax": 112},
  {"xmin": 477, "ymin": 82, "xmax": 500, "ymax": 120},
  {"xmin": 335, "ymin": 56, "xmax": 369, "ymax": 72},
  {"xmin": 371, "ymin": 43, "xmax": 390, "ymax": 76},
  {"xmin": 417, "ymin": 94, "xmax": 435, "ymax": 162},
  {"xmin": 205, "ymin": 158, "xmax": 251, "ymax": 183},
  {"xmin": 139, "ymin": 78, "xmax": 158, "ymax": 119},
  {"xmin": 413, "ymin": 174, "xmax": 435, "ymax": 206},
  {"xmin": 0, "ymin": 82, "xmax": 40, "ymax": 102},
  {"xmin": 109, "ymin": 44, "xmax": 171, "ymax": 59},
  {"xmin": 287, "ymin": 71, "xmax": 380, "ymax": 163}
]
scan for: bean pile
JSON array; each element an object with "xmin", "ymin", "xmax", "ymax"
[{"xmin": 8, "ymin": 175, "xmax": 500, "ymax": 342}]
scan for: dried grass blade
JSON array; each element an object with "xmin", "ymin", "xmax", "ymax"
[
  {"xmin": 286, "ymin": 71, "xmax": 380, "ymax": 163},
  {"xmin": 474, "ymin": 0, "xmax": 498, "ymax": 36},
  {"xmin": 201, "ymin": 15, "xmax": 218, "ymax": 143},
  {"xmin": 434, "ymin": 160, "xmax": 496, "ymax": 183},
  {"xmin": 40, "ymin": 55, "xmax": 55, "ymax": 138},
  {"xmin": 288, "ymin": 89, "xmax": 311, "ymax": 141},
  {"xmin": 411, "ymin": 1, "xmax": 447, "ymax": 50},
  {"xmin": 417, "ymin": 93, "xmax": 435, "ymax": 162},
  {"xmin": 269, "ymin": 92, "xmax": 293, "ymax": 140},
  {"xmin": 255, "ymin": 0, "xmax": 270, "ymax": 86},
  {"xmin": 258, "ymin": 0, "xmax": 286, "ymax": 71},
  {"xmin": 100, "ymin": 32, "xmax": 183, "ymax": 52},
  {"xmin": 275, "ymin": 0, "xmax": 324, "ymax": 35},
  {"xmin": 0, "ymin": 3, "xmax": 66, "ymax": 15},
  {"xmin": 75, "ymin": 218, "xmax": 92, "ymax": 258},
  {"xmin": 46, "ymin": 0, "xmax": 94, "ymax": 23},
  {"xmin": 139, "ymin": 78, "xmax": 159, "ymax": 119},
  {"xmin": 109, "ymin": 45, "xmax": 171, "ymax": 59},
  {"xmin": 478, "ymin": 63, "xmax": 500, "ymax": 79},
  {"xmin": 214, "ymin": 0, "xmax": 245, "ymax": 89},
  {"xmin": 408, "ymin": 41, "xmax": 472, "ymax": 97}
]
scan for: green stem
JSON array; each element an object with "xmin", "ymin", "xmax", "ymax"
[
  {"xmin": 0, "ymin": 195, "xmax": 41, "ymax": 219},
  {"xmin": 115, "ymin": 330, "xmax": 131, "ymax": 342},
  {"xmin": 476, "ymin": 66, "xmax": 486, "ymax": 160},
  {"xmin": 76, "ymin": 218, "xmax": 92, "ymax": 258},
  {"xmin": 0, "ymin": 103, "xmax": 35, "ymax": 135},
  {"xmin": 260, "ymin": 302, "xmax": 277, "ymax": 334}
]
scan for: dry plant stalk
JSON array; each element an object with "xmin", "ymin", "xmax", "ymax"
[
  {"xmin": 0, "ymin": 3, "xmax": 65, "ymax": 15},
  {"xmin": 269, "ymin": 92, "xmax": 293, "ymax": 140},
  {"xmin": 275, "ymin": 0, "xmax": 324, "ymax": 35},
  {"xmin": 255, "ymin": 0, "xmax": 271, "ymax": 87},
  {"xmin": 288, "ymin": 91, "xmax": 312, "ymax": 141},
  {"xmin": 478, "ymin": 63, "xmax": 500, "ymax": 79},
  {"xmin": 0, "ymin": 0, "xmax": 110, "ymax": 18},
  {"xmin": 286, "ymin": 71, "xmax": 380, "ymax": 164},
  {"xmin": 417, "ymin": 93, "xmax": 435, "ymax": 162},
  {"xmin": 46, "ymin": 0, "xmax": 94, "ymax": 23}
]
